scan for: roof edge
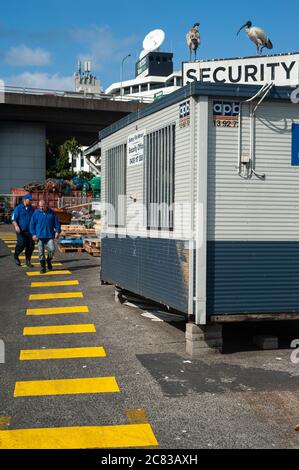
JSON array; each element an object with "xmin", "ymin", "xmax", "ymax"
[{"xmin": 98, "ymin": 82, "xmax": 296, "ymax": 141}]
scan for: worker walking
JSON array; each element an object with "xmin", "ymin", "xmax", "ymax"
[
  {"xmin": 30, "ymin": 200, "xmax": 61, "ymax": 274},
  {"xmin": 11, "ymin": 194, "xmax": 35, "ymax": 267}
]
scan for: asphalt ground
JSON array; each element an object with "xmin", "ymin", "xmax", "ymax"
[{"xmin": 0, "ymin": 224, "xmax": 299, "ymax": 449}]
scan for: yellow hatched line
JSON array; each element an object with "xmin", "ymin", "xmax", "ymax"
[
  {"xmin": 19, "ymin": 346, "xmax": 106, "ymax": 360},
  {"xmin": 23, "ymin": 324, "xmax": 96, "ymax": 336},
  {"xmin": 20, "ymin": 256, "xmax": 39, "ymax": 260},
  {"xmin": 26, "ymin": 270, "xmax": 71, "ymax": 277},
  {"xmin": 0, "ymin": 423, "xmax": 158, "ymax": 449},
  {"xmin": 29, "ymin": 292, "xmax": 83, "ymax": 301},
  {"xmin": 26, "ymin": 306, "xmax": 89, "ymax": 316},
  {"xmin": 31, "ymin": 280, "xmax": 79, "ymax": 287},
  {"xmin": 14, "ymin": 377, "xmax": 119, "ymax": 397}
]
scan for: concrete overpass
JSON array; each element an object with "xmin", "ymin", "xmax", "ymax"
[{"xmin": 0, "ymin": 87, "xmax": 147, "ymax": 193}]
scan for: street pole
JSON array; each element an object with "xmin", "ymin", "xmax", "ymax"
[{"xmin": 120, "ymin": 54, "xmax": 131, "ymax": 100}]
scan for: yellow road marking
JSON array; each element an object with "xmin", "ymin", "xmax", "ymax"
[
  {"xmin": 22, "ymin": 263, "xmax": 62, "ymax": 268},
  {"xmin": 19, "ymin": 346, "xmax": 106, "ymax": 360},
  {"xmin": 26, "ymin": 306, "xmax": 89, "ymax": 316},
  {"xmin": 0, "ymin": 423, "xmax": 158, "ymax": 449},
  {"xmin": 14, "ymin": 377, "xmax": 119, "ymax": 397},
  {"xmin": 31, "ymin": 280, "xmax": 79, "ymax": 288},
  {"xmin": 23, "ymin": 324, "xmax": 96, "ymax": 336},
  {"xmin": 126, "ymin": 409, "xmax": 149, "ymax": 424},
  {"xmin": 0, "ymin": 417, "xmax": 10, "ymax": 430},
  {"xmin": 29, "ymin": 292, "xmax": 83, "ymax": 301},
  {"xmin": 20, "ymin": 256, "xmax": 39, "ymax": 260},
  {"xmin": 26, "ymin": 270, "xmax": 71, "ymax": 277}
]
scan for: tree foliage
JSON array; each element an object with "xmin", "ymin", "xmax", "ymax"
[{"xmin": 46, "ymin": 137, "xmax": 82, "ymax": 178}]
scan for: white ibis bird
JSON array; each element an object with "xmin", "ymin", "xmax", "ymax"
[
  {"xmin": 186, "ymin": 23, "xmax": 201, "ymax": 61},
  {"xmin": 237, "ymin": 21, "xmax": 273, "ymax": 55}
]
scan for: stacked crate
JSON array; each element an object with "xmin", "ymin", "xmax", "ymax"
[
  {"xmin": 58, "ymin": 225, "xmax": 99, "ymax": 255},
  {"xmin": 83, "ymin": 238, "xmax": 101, "ymax": 257}
]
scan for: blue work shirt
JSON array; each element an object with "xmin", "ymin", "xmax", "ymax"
[
  {"xmin": 30, "ymin": 208, "xmax": 61, "ymax": 240},
  {"xmin": 11, "ymin": 203, "xmax": 34, "ymax": 232}
]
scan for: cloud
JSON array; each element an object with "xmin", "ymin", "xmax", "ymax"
[
  {"xmin": 3, "ymin": 72, "xmax": 73, "ymax": 91},
  {"xmin": 70, "ymin": 25, "xmax": 138, "ymax": 70},
  {"xmin": 5, "ymin": 45, "xmax": 51, "ymax": 66}
]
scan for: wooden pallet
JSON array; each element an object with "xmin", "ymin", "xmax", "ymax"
[
  {"xmin": 61, "ymin": 231, "xmax": 96, "ymax": 238},
  {"xmin": 83, "ymin": 241, "xmax": 100, "ymax": 257},
  {"xmin": 84, "ymin": 238, "xmax": 100, "ymax": 248},
  {"xmin": 61, "ymin": 225, "xmax": 96, "ymax": 235},
  {"xmin": 58, "ymin": 244, "xmax": 85, "ymax": 254}
]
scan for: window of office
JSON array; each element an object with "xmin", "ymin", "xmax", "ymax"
[
  {"xmin": 145, "ymin": 124, "xmax": 175, "ymax": 230},
  {"xmin": 150, "ymin": 82, "xmax": 165, "ymax": 90},
  {"xmin": 105, "ymin": 144, "xmax": 127, "ymax": 227}
]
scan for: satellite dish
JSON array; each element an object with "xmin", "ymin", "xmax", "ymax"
[
  {"xmin": 143, "ymin": 29, "xmax": 165, "ymax": 52},
  {"xmin": 139, "ymin": 49, "xmax": 148, "ymax": 60}
]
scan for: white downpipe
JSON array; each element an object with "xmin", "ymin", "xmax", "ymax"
[
  {"xmin": 249, "ymin": 82, "xmax": 274, "ymax": 169},
  {"xmin": 188, "ymin": 97, "xmax": 196, "ymax": 317},
  {"xmin": 238, "ymin": 83, "xmax": 271, "ymax": 176},
  {"xmin": 195, "ymin": 96, "xmax": 209, "ymax": 326}
]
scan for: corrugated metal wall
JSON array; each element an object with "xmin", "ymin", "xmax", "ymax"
[
  {"xmin": 101, "ymin": 100, "xmax": 192, "ymax": 240},
  {"xmin": 207, "ymin": 98, "xmax": 299, "ymax": 315},
  {"xmin": 105, "ymin": 143, "xmax": 126, "ymax": 227},
  {"xmin": 101, "ymin": 99, "xmax": 193, "ymax": 311},
  {"xmin": 101, "ymin": 236, "xmax": 189, "ymax": 313},
  {"xmin": 101, "ymin": 93, "xmax": 299, "ymax": 318},
  {"xmin": 207, "ymin": 241, "xmax": 299, "ymax": 314},
  {"xmin": 207, "ymin": 99, "xmax": 299, "ymax": 241}
]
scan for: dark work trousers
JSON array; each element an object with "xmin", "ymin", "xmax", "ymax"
[{"xmin": 15, "ymin": 231, "xmax": 35, "ymax": 261}]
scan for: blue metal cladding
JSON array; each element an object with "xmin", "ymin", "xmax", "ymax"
[
  {"xmin": 102, "ymin": 237, "xmax": 299, "ymax": 316},
  {"xmin": 207, "ymin": 241, "xmax": 299, "ymax": 315},
  {"xmin": 292, "ymin": 123, "xmax": 299, "ymax": 166},
  {"xmin": 101, "ymin": 235, "xmax": 189, "ymax": 313}
]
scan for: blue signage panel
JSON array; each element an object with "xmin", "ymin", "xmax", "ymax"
[
  {"xmin": 213, "ymin": 101, "xmax": 240, "ymax": 117},
  {"xmin": 292, "ymin": 123, "xmax": 299, "ymax": 166}
]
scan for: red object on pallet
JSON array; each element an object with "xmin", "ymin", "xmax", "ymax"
[{"xmin": 10, "ymin": 188, "xmax": 93, "ymax": 211}]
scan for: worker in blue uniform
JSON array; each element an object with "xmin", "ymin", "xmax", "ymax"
[
  {"xmin": 11, "ymin": 194, "xmax": 35, "ymax": 267},
  {"xmin": 30, "ymin": 200, "xmax": 61, "ymax": 273}
]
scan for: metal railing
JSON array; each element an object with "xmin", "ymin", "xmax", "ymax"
[{"xmin": 0, "ymin": 85, "xmax": 153, "ymax": 103}]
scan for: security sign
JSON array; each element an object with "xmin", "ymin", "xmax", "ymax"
[
  {"xmin": 127, "ymin": 130, "xmax": 146, "ymax": 167},
  {"xmin": 183, "ymin": 53, "xmax": 299, "ymax": 86}
]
